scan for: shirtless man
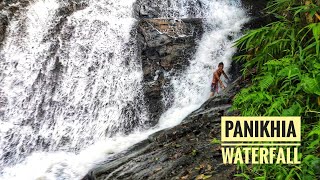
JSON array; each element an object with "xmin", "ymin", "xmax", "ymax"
[{"xmin": 210, "ymin": 62, "xmax": 229, "ymax": 97}]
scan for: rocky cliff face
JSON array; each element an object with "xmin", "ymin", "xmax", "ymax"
[
  {"xmin": 135, "ymin": 0, "xmax": 270, "ymax": 126},
  {"xmin": 137, "ymin": 18, "xmax": 203, "ymax": 126}
]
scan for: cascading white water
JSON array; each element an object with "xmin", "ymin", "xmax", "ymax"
[
  {"xmin": 0, "ymin": 0, "xmax": 248, "ymax": 179},
  {"xmin": 0, "ymin": 0, "xmax": 148, "ymax": 178}
]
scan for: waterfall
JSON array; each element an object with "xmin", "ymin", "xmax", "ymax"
[
  {"xmin": 0, "ymin": 0, "xmax": 148, "ymax": 178},
  {"xmin": 0, "ymin": 0, "xmax": 248, "ymax": 179}
]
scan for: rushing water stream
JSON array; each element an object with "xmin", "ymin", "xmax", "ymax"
[{"xmin": 0, "ymin": 0, "xmax": 248, "ymax": 179}]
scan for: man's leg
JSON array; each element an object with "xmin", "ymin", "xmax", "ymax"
[
  {"xmin": 216, "ymin": 83, "xmax": 219, "ymax": 93},
  {"xmin": 210, "ymin": 83, "xmax": 216, "ymax": 97}
]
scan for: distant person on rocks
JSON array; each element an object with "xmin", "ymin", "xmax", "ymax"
[{"xmin": 210, "ymin": 62, "xmax": 229, "ymax": 97}]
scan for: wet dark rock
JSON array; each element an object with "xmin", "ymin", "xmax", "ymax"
[
  {"xmin": 83, "ymin": 77, "xmax": 250, "ymax": 180},
  {"xmin": 133, "ymin": 0, "xmax": 161, "ymax": 18},
  {"xmin": 0, "ymin": 13, "xmax": 8, "ymax": 44},
  {"xmin": 137, "ymin": 18, "xmax": 203, "ymax": 126},
  {"xmin": 0, "ymin": 0, "xmax": 30, "ymax": 19},
  {"xmin": 134, "ymin": 0, "xmax": 203, "ymax": 19},
  {"xmin": 241, "ymin": 0, "xmax": 272, "ymax": 29}
]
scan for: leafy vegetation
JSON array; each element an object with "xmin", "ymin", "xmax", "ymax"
[{"xmin": 232, "ymin": 0, "xmax": 320, "ymax": 179}]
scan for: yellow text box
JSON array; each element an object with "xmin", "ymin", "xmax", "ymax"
[{"xmin": 221, "ymin": 116, "xmax": 301, "ymax": 142}]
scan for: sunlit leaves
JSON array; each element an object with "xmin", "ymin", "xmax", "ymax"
[
  {"xmin": 301, "ymin": 75, "xmax": 320, "ymax": 95},
  {"xmin": 282, "ymin": 102, "xmax": 303, "ymax": 116},
  {"xmin": 259, "ymin": 73, "xmax": 275, "ymax": 90}
]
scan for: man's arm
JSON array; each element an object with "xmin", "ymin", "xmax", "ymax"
[
  {"xmin": 214, "ymin": 72, "xmax": 225, "ymax": 89},
  {"xmin": 222, "ymin": 71, "xmax": 229, "ymax": 80}
]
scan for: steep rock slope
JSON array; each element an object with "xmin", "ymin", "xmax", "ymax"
[{"xmin": 83, "ymin": 76, "xmax": 251, "ymax": 180}]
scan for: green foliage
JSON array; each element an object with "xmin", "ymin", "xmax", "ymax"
[
  {"xmin": 211, "ymin": 138, "xmax": 221, "ymax": 144},
  {"xmin": 232, "ymin": 0, "xmax": 320, "ymax": 179},
  {"xmin": 191, "ymin": 149, "xmax": 198, "ymax": 156}
]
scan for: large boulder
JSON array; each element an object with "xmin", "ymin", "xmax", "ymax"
[{"xmin": 137, "ymin": 18, "xmax": 203, "ymax": 126}]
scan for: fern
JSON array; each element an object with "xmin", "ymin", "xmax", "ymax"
[
  {"xmin": 232, "ymin": 0, "xmax": 320, "ymax": 179},
  {"xmin": 282, "ymin": 102, "xmax": 303, "ymax": 116},
  {"xmin": 301, "ymin": 76, "xmax": 320, "ymax": 95},
  {"xmin": 259, "ymin": 73, "xmax": 275, "ymax": 90}
]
